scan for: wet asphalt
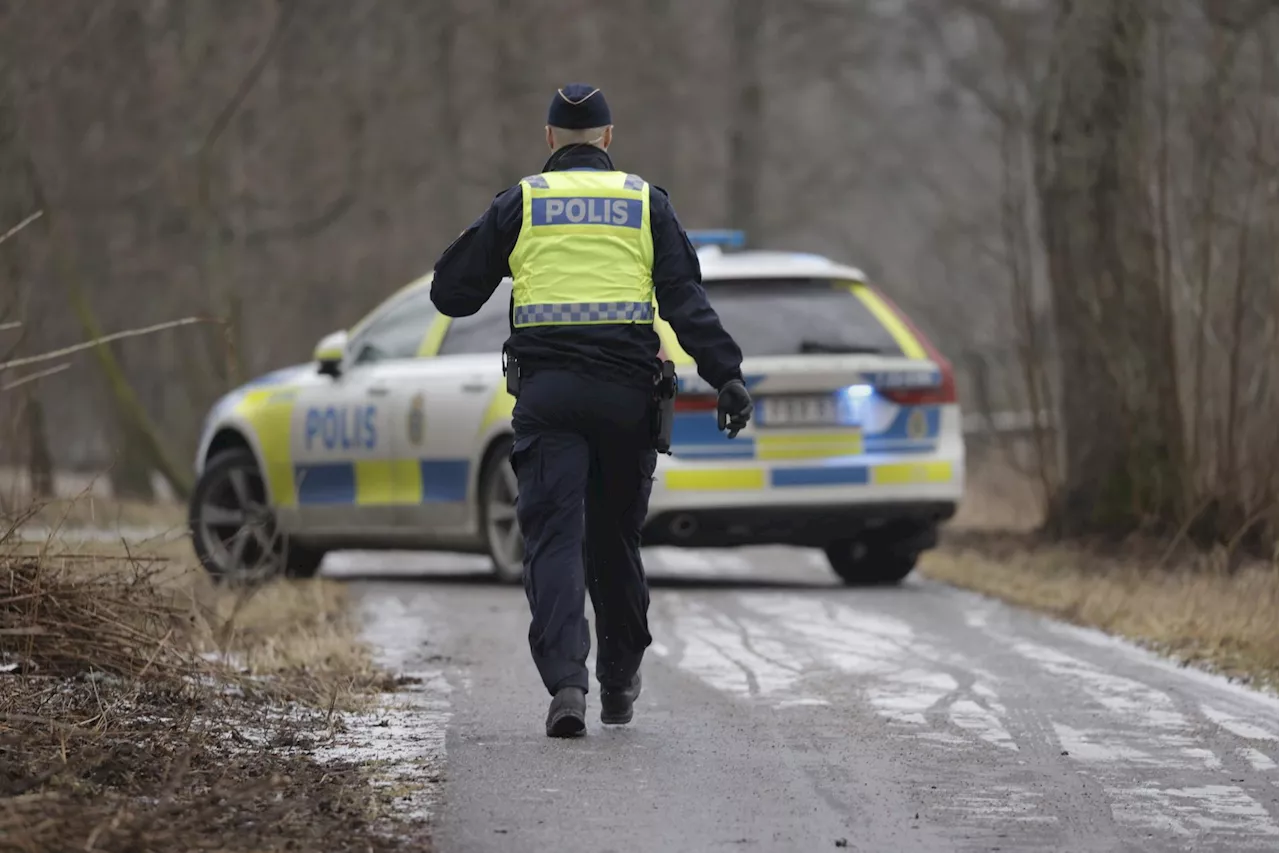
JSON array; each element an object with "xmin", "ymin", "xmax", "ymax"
[{"xmin": 329, "ymin": 547, "xmax": 1278, "ymax": 853}]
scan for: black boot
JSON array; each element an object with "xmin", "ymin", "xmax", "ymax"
[
  {"xmin": 545, "ymin": 687, "xmax": 587, "ymax": 738},
  {"xmin": 600, "ymin": 672, "xmax": 642, "ymax": 725}
]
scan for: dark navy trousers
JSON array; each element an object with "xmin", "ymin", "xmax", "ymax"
[{"xmin": 510, "ymin": 369, "xmax": 657, "ymax": 696}]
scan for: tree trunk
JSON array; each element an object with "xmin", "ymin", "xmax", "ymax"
[
  {"xmin": 727, "ymin": 0, "xmax": 765, "ymax": 238},
  {"xmin": 23, "ymin": 389, "xmax": 53, "ymax": 500},
  {"xmin": 1034, "ymin": 0, "xmax": 1186, "ymax": 538},
  {"xmin": 493, "ymin": 0, "xmax": 524, "ymax": 186},
  {"xmin": 639, "ymin": 0, "xmax": 677, "ymax": 187},
  {"xmin": 434, "ymin": 0, "xmax": 460, "ymax": 225},
  {"xmin": 66, "ymin": 280, "xmax": 194, "ymax": 500},
  {"xmin": 110, "ymin": 403, "xmax": 156, "ymax": 502}
]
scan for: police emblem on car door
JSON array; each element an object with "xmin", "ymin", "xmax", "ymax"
[{"xmin": 407, "ymin": 392, "xmax": 425, "ymax": 446}]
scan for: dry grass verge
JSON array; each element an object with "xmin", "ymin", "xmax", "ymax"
[
  {"xmin": 5, "ymin": 494, "xmax": 186, "ymax": 534},
  {"xmin": 923, "ymin": 530, "xmax": 1279, "ymax": 690},
  {"xmin": 0, "ymin": 523, "xmax": 429, "ymax": 852}
]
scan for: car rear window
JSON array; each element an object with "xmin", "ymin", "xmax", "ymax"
[{"xmin": 700, "ymin": 278, "xmax": 905, "ymax": 358}]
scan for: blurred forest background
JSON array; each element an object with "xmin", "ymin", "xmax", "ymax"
[{"xmin": 0, "ymin": 0, "xmax": 1275, "ymax": 553}]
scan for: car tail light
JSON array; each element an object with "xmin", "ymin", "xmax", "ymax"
[
  {"xmin": 674, "ymin": 393, "xmax": 718, "ymax": 413},
  {"xmin": 866, "ymin": 285, "xmax": 958, "ymax": 406},
  {"xmin": 660, "ymin": 342, "xmax": 719, "ymax": 412},
  {"xmin": 878, "ymin": 366, "xmax": 957, "ymax": 405}
]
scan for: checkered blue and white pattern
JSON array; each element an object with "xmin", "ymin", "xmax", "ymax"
[{"xmin": 513, "ymin": 301, "xmax": 654, "ymax": 326}]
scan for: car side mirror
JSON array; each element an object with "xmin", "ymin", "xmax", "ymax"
[{"xmin": 314, "ymin": 330, "xmax": 348, "ymax": 378}]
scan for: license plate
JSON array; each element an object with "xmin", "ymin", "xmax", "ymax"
[{"xmin": 758, "ymin": 395, "xmax": 839, "ymax": 427}]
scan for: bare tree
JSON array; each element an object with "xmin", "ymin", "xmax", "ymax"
[
  {"xmin": 1035, "ymin": 0, "xmax": 1186, "ymax": 537},
  {"xmin": 727, "ymin": 0, "xmax": 765, "ymax": 237},
  {"xmin": 0, "ymin": 40, "xmax": 52, "ymax": 500}
]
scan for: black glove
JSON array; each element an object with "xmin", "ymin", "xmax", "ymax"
[{"xmin": 716, "ymin": 379, "xmax": 753, "ymax": 439}]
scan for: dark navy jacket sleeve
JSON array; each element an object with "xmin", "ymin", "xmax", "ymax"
[
  {"xmin": 430, "ymin": 186, "xmax": 522, "ymax": 317},
  {"xmin": 649, "ymin": 188, "xmax": 745, "ymax": 390}
]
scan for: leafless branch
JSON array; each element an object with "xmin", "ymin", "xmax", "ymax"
[
  {"xmin": 196, "ymin": 0, "xmax": 299, "ymax": 182},
  {"xmin": 0, "ymin": 362, "xmax": 70, "ymax": 391},
  {"xmin": 0, "ymin": 318, "xmax": 211, "ymax": 372},
  {"xmin": 0, "ymin": 210, "xmax": 42, "ymax": 247}
]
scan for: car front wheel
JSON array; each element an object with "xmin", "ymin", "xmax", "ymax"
[
  {"xmin": 189, "ymin": 448, "xmax": 324, "ymax": 582},
  {"xmin": 480, "ymin": 438, "xmax": 524, "ymax": 584}
]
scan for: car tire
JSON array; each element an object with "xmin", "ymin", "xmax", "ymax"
[
  {"xmin": 479, "ymin": 437, "xmax": 524, "ymax": 584},
  {"xmin": 280, "ymin": 539, "xmax": 326, "ymax": 580},
  {"xmin": 824, "ymin": 527, "xmax": 931, "ymax": 586},
  {"xmin": 190, "ymin": 447, "xmax": 324, "ymax": 582}
]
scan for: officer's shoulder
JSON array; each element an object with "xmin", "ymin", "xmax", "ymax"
[
  {"xmin": 489, "ymin": 184, "xmax": 523, "ymax": 211},
  {"xmin": 650, "ymin": 183, "xmax": 671, "ymax": 200}
]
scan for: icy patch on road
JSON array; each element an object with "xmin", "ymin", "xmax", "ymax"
[
  {"xmin": 1238, "ymin": 748, "xmax": 1277, "ymax": 773},
  {"xmin": 1200, "ymin": 704, "xmax": 1279, "ymax": 742},
  {"xmin": 1053, "ymin": 723, "xmax": 1152, "ymax": 763},
  {"xmin": 1108, "ymin": 784, "xmax": 1279, "ymax": 842},
  {"xmin": 1015, "ymin": 640, "xmax": 1190, "ymax": 730},
  {"xmin": 988, "ymin": 617, "xmax": 1280, "ymax": 845},
  {"xmin": 947, "ymin": 699, "xmax": 1018, "ymax": 750},
  {"xmin": 1014, "ymin": 639, "xmax": 1228, "ymax": 771},
  {"xmin": 322, "ymin": 549, "xmax": 490, "ymax": 580},
  {"xmin": 316, "ymin": 592, "xmax": 453, "ymax": 826},
  {"xmin": 660, "ymin": 598, "xmax": 812, "ymax": 700},
  {"xmin": 776, "ymin": 697, "xmax": 831, "ymax": 708},
  {"xmin": 863, "ymin": 668, "xmax": 956, "ymax": 725},
  {"xmin": 647, "ymin": 547, "xmax": 738, "ymax": 577},
  {"xmin": 313, "ymin": 671, "xmax": 450, "ymax": 824},
  {"xmin": 1042, "ymin": 618, "xmax": 1279, "ymax": 704},
  {"xmin": 655, "ymin": 592, "xmax": 1019, "ymax": 752},
  {"xmin": 933, "ymin": 786, "xmax": 1056, "ymax": 825}
]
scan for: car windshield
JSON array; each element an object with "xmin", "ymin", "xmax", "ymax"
[
  {"xmin": 701, "ymin": 278, "xmax": 905, "ymax": 358},
  {"xmin": 437, "ymin": 279, "xmax": 512, "ymax": 356},
  {"xmin": 350, "ymin": 285, "xmax": 439, "ymax": 364}
]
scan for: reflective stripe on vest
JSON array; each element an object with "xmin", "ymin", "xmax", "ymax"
[{"xmin": 509, "ymin": 170, "xmax": 655, "ymax": 328}]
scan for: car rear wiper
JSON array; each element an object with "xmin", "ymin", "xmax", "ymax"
[{"xmin": 798, "ymin": 340, "xmax": 884, "ymax": 355}]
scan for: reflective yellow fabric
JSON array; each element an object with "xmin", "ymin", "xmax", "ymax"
[{"xmin": 509, "ymin": 171, "xmax": 654, "ymax": 327}]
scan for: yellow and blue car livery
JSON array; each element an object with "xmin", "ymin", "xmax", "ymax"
[
  {"xmin": 195, "ymin": 354, "xmax": 516, "ymax": 553},
  {"xmin": 644, "ymin": 264, "xmax": 963, "ymax": 533}
]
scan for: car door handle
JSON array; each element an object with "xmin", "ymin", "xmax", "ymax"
[
  {"xmin": 367, "ymin": 385, "xmax": 390, "ymax": 397},
  {"xmin": 460, "ymin": 382, "xmax": 486, "ymax": 393}
]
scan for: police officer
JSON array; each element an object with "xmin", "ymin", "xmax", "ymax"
[{"xmin": 430, "ymin": 83, "xmax": 753, "ymax": 738}]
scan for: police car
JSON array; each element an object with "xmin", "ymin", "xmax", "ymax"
[{"xmin": 189, "ymin": 231, "xmax": 963, "ymax": 585}]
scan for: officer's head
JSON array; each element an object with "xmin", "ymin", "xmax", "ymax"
[{"xmin": 545, "ymin": 83, "xmax": 613, "ymax": 152}]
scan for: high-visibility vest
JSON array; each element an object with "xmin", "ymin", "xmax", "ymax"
[{"xmin": 509, "ymin": 170, "xmax": 655, "ymax": 328}]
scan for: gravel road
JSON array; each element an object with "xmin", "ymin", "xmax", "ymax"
[{"xmin": 323, "ymin": 547, "xmax": 1279, "ymax": 853}]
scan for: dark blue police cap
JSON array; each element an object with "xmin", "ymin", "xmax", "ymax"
[{"xmin": 547, "ymin": 83, "xmax": 612, "ymax": 129}]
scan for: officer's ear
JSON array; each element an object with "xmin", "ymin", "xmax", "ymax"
[
  {"xmin": 545, "ymin": 125, "xmax": 555, "ymax": 151},
  {"xmin": 600, "ymin": 126, "xmax": 613, "ymax": 150}
]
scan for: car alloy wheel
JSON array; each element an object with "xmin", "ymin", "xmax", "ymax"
[
  {"xmin": 482, "ymin": 439, "xmax": 524, "ymax": 583},
  {"xmin": 192, "ymin": 449, "xmax": 284, "ymax": 582}
]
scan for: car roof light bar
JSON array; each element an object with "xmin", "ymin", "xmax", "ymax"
[{"xmin": 686, "ymin": 229, "xmax": 746, "ymax": 249}]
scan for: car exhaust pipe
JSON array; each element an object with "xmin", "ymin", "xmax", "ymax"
[{"xmin": 669, "ymin": 514, "xmax": 698, "ymax": 539}]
